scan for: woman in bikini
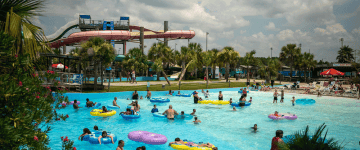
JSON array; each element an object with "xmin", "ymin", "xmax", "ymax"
[{"xmin": 273, "ymin": 90, "xmax": 278, "ymax": 103}]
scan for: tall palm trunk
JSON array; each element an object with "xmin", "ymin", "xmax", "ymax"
[
  {"xmin": 212, "ymin": 64, "xmax": 216, "ymax": 79},
  {"xmin": 94, "ymin": 62, "xmax": 98, "ymax": 90},
  {"xmin": 157, "ymin": 72, "xmax": 160, "ymax": 81},
  {"xmin": 225, "ymin": 62, "xmax": 230, "ymax": 82},
  {"xmin": 100, "ymin": 64, "xmax": 103, "ymax": 86},
  {"xmin": 178, "ymin": 61, "xmax": 186, "ymax": 82},
  {"xmin": 206, "ymin": 66, "xmax": 209, "ymax": 88},
  {"xmin": 195, "ymin": 68, "xmax": 198, "ymax": 79},
  {"xmin": 304, "ymin": 68, "xmax": 307, "ymax": 83},
  {"xmin": 247, "ymin": 66, "xmax": 250, "ymax": 83},
  {"xmin": 162, "ymin": 70, "xmax": 171, "ymax": 85}
]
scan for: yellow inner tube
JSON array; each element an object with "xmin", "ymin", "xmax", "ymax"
[
  {"xmin": 199, "ymin": 100, "xmax": 229, "ymax": 105},
  {"xmin": 171, "ymin": 143, "xmax": 215, "ymax": 150},
  {"xmin": 90, "ymin": 109, "xmax": 116, "ymax": 117}
]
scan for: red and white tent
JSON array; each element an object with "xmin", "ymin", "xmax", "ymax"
[
  {"xmin": 52, "ymin": 63, "xmax": 68, "ymax": 69},
  {"xmin": 320, "ymin": 68, "xmax": 344, "ymax": 76}
]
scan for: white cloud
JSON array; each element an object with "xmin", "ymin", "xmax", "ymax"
[
  {"xmin": 240, "ymin": 30, "xmax": 246, "ymax": 34},
  {"xmin": 265, "ymin": 22, "xmax": 280, "ymax": 31},
  {"xmin": 352, "ymin": 27, "xmax": 360, "ymax": 34},
  {"xmin": 218, "ymin": 31, "xmax": 234, "ymax": 39},
  {"xmin": 314, "ymin": 23, "xmax": 347, "ymax": 35}
]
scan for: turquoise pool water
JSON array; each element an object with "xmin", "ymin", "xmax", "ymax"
[{"xmin": 47, "ymin": 88, "xmax": 360, "ymax": 150}]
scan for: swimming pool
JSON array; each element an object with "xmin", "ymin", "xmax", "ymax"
[{"xmin": 47, "ymin": 88, "xmax": 360, "ymax": 150}]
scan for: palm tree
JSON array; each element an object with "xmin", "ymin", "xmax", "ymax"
[
  {"xmin": 188, "ymin": 43, "xmax": 202, "ymax": 79},
  {"xmin": 279, "ymin": 44, "xmax": 301, "ymax": 81},
  {"xmin": 218, "ymin": 47, "xmax": 240, "ymax": 82},
  {"xmin": 295, "ymin": 52, "xmax": 316, "ymax": 83},
  {"xmin": 258, "ymin": 57, "xmax": 280, "ymax": 82},
  {"xmin": 202, "ymin": 51, "xmax": 213, "ymax": 88},
  {"xmin": 3, "ymin": 7, "xmax": 48, "ymax": 61},
  {"xmin": 336, "ymin": 45, "xmax": 354, "ymax": 63},
  {"xmin": 80, "ymin": 37, "xmax": 115, "ymax": 90},
  {"xmin": 243, "ymin": 50, "xmax": 257, "ymax": 83},
  {"xmin": 280, "ymin": 123, "xmax": 343, "ymax": 150},
  {"xmin": 148, "ymin": 42, "xmax": 172, "ymax": 85},
  {"xmin": 123, "ymin": 47, "xmax": 148, "ymax": 79},
  {"xmin": 176, "ymin": 46, "xmax": 197, "ymax": 85},
  {"xmin": 210, "ymin": 48, "xmax": 220, "ymax": 79}
]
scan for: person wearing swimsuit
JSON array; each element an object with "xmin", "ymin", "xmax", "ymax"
[
  {"xmin": 132, "ymin": 90, "xmax": 139, "ymax": 100},
  {"xmin": 280, "ymin": 90, "xmax": 284, "ymax": 103},
  {"xmin": 116, "ymin": 140, "xmax": 125, "ymax": 150},
  {"xmin": 162, "ymin": 105, "xmax": 178, "ymax": 120},
  {"xmin": 194, "ymin": 92, "xmax": 200, "ymax": 104},
  {"xmin": 271, "ymin": 130, "xmax": 284, "ymax": 150},
  {"xmin": 146, "ymin": 89, "xmax": 151, "ymax": 99},
  {"xmin": 98, "ymin": 131, "xmax": 114, "ymax": 144},
  {"xmin": 239, "ymin": 96, "xmax": 246, "ymax": 107},
  {"xmin": 273, "ymin": 90, "xmax": 278, "ymax": 103},
  {"xmin": 218, "ymin": 91, "xmax": 223, "ymax": 100},
  {"xmin": 243, "ymin": 88, "xmax": 247, "ymax": 97}
]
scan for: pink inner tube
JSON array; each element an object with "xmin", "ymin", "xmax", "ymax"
[
  {"xmin": 128, "ymin": 131, "xmax": 167, "ymax": 145},
  {"xmin": 268, "ymin": 113, "xmax": 297, "ymax": 120},
  {"xmin": 140, "ymin": 133, "xmax": 167, "ymax": 145},
  {"xmin": 70, "ymin": 101, "xmax": 80, "ymax": 105},
  {"xmin": 128, "ymin": 131, "xmax": 151, "ymax": 142}
]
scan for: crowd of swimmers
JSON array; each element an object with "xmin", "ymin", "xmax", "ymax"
[{"xmin": 72, "ymin": 85, "xmax": 298, "ymax": 149}]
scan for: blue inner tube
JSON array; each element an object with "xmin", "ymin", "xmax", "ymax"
[
  {"xmin": 153, "ymin": 112, "xmax": 166, "ymax": 118},
  {"xmin": 231, "ymin": 102, "xmax": 251, "ymax": 107},
  {"xmin": 120, "ymin": 113, "xmax": 140, "ymax": 119},
  {"xmin": 82, "ymin": 131, "xmax": 103, "ymax": 141},
  {"xmin": 181, "ymin": 94, "xmax": 191, "ymax": 97},
  {"xmin": 296, "ymin": 99, "xmax": 316, "ymax": 105},
  {"xmin": 238, "ymin": 91, "xmax": 250, "ymax": 93},
  {"xmin": 85, "ymin": 103, "xmax": 101, "ymax": 108},
  {"xmin": 282, "ymin": 135, "xmax": 328, "ymax": 144},
  {"xmin": 150, "ymin": 98, "xmax": 170, "ymax": 103},
  {"xmin": 88, "ymin": 133, "xmax": 118, "ymax": 144}
]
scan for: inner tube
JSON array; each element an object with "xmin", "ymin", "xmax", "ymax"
[
  {"xmin": 90, "ymin": 109, "xmax": 116, "ymax": 117},
  {"xmin": 70, "ymin": 101, "xmax": 80, "ymax": 105},
  {"xmin": 231, "ymin": 102, "xmax": 251, "ymax": 107},
  {"xmin": 199, "ymin": 100, "xmax": 229, "ymax": 105},
  {"xmin": 181, "ymin": 94, "xmax": 191, "ymax": 97},
  {"xmin": 268, "ymin": 113, "xmax": 297, "ymax": 120},
  {"xmin": 128, "ymin": 131, "xmax": 167, "ymax": 145},
  {"xmin": 170, "ymin": 140, "xmax": 215, "ymax": 150},
  {"xmin": 152, "ymin": 113, "xmax": 193, "ymax": 120},
  {"xmin": 150, "ymin": 98, "xmax": 170, "ymax": 103},
  {"xmin": 88, "ymin": 132, "xmax": 117, "ymax": 144},
  {"xmin": 153, "ymin": 113, "xmax": 167, "ymax": 118},
  {"xmin": 238, "ymin": 91, "xmax": 249, "ymax": 93},
  {"xmin": 120, "ymin": 113, "xmax": 140, "ymax": 119},
  {"xmin": 82, "ymin": 131, "xmax": 102, "ymax": 141},
  {"xmin": 296, "ymin": 99, "xmax": 316, "ymax": 105}
]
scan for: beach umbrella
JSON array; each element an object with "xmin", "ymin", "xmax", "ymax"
[
  {"xmin": 52, "ymin": 63, "xmax": 68, "ymax": 69},
  {"xmin": 320, "ymin": 68, "xmax": 344, "ymax": 76}
]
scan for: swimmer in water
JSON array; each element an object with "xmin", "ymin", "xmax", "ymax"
[
  {"xmin": 193, "ymin": 117, "xmax": 201, "ymax": 124},
  {"xmin": 113, "ymin": 97, "xmax": 120, "ymax": 108},
  {"xmin": 251, "ymin": 124, "xmax": 258, "ymax": 132},
  {"xmin": 229, "ymin": 98, "xmax": 233, "ymax": 105},
  {"xmin": 291, "ymin": 97, "xmax": 295, "ymax": 106},
  {"xmin": 190, "ymin": 109, "xmax": 196, "ymax": 115},
  {"xmin": 233, "ymin": 106, "xmax": 237, "ymax": 111},
  {"xmin": 140, "ymin": 96, "xmax": 143, "ymax": 99},
  {"xmin": 204, "ymin": 90, "xmax": 210, "ymax": 98},
  {"xmin": 177, "ymin": 91, "xmax": 181, "ymax": 95},
  {"xmin": 249, "ymin": 97, "xmax": 253, "ymax": 103},
  {"xmin": 162, "ymin": 105, "xmax": 178, "ymax": 120}
]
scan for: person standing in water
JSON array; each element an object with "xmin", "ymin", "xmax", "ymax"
[
  {"xmin": 232, "ymin": 106, "xmax": 237, "ymax": 111},
  {"xmin": 193, "ymin": 117, "xmax": 201, "ymax": 124},
  {"xmin": 162, "ymin": 105, "xmax": 178, "ymax": 120},
  {"xmin": 273, "ymin": 90, "xmax": 278, "ymax": 103},
  {"xmin": 271, "ymin": 130, "xmax": 284, "ymax": 150},
  {"xmin": 113, "ymin": 97, "xmax": 120, "ymax": 108},
  {"xmin": 280, "ymin": 90, "xmax": 284, "ymax": 103},
  {"xmin": 218, "ymin": 91, "xmax": 223, "ymax": 100},
  {"xmin": 146, "ymin": 90, "xmax": 152, "ymax": 99},
  {"xmin": 291, "ymin": 96, "xmax": 296, "ymax": 106},
  {"xmin": 193, "ymin": 92, "xmax": 200, "ymax": 104}
]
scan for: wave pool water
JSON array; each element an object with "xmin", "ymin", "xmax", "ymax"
[{"xmin": 47, "ymin": 88, "xmax": 360, "ymax": 150}]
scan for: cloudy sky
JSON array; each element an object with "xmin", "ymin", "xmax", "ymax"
[{"xmin": 36, "ymin": 0, "xmax": 360, "ymax": 62}]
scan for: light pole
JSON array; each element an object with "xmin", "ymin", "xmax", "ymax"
[
  {"xmin": 271, "ymin": 47, "xmax": 272, "ymax": 58},
  {"xmin": 118, "ymin": 48, "xmax": 121, "ymax": 55},
  {"xmin": 175, "ymin": 43, "xmax": 177, "ymax": 51},
  {"xmin": 206, "ymin": 32, "xmax": 210, "ymax": 81}
]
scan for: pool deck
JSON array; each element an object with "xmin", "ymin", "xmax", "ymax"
[{"xmin": 109, "ymin": 78, "xmax": 293, "ymax": 86}]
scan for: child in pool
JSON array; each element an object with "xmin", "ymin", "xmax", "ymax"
[
  {"xmin": 291, "ymin": 97, "xmax": 295, "ymax": 106},
  {"xmin": 193, "ymin": 117, "xmax": 201, "ymax": 124},
  {"xmin": 178, "ymin": 91, "xmax": 181, "ymax": 95},
  {"xmin": 249, "ymin": 97, "xmax": 253, "ymax": 103},
  {"xmin": 98, "ymin": 131, "xmax": 114, "ymax": 144},
  {"xmin": 233, "ymin": 106, "xmax": 236, "ymax": 111},
  {"xmin": 140, "ymin": 96, "xmax": 143, "ymax": 99}
]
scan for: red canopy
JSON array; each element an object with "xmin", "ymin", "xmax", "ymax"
[
  {"xmin": 51, "ymin": 63, "xmax": 68, "ymax": 69},
  {"xmin": 320, "ymin": 68, "xmax": 344, "ymax": 76}
]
